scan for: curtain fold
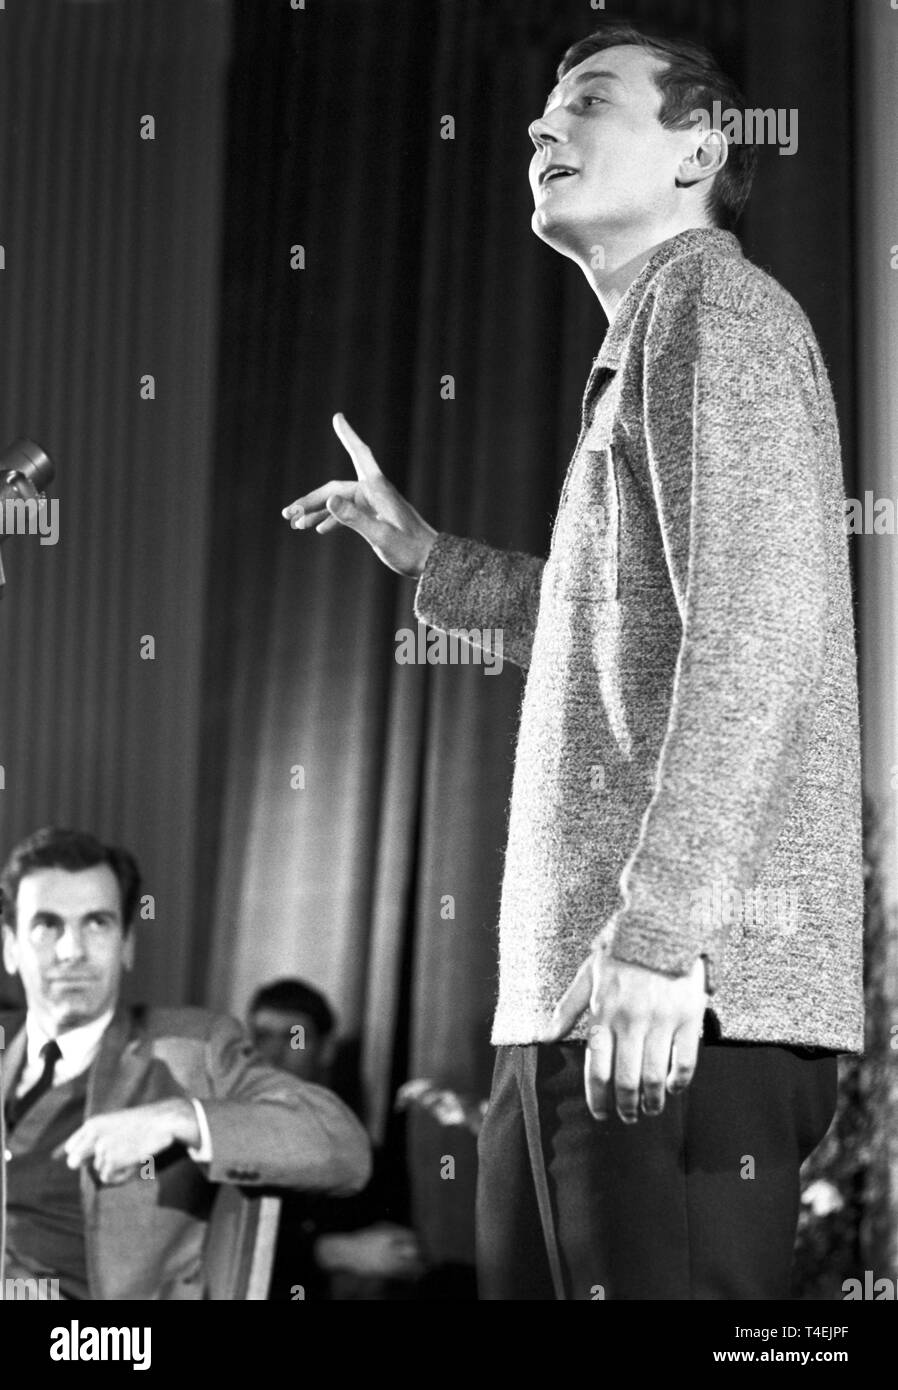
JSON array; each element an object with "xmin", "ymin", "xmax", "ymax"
[{"xmin": 0, "ymin": 0, "xmax": 230, "ymax": 1007}]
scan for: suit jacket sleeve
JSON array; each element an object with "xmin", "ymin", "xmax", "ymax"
[
  {"xmin": 196, "ymin": 1015, "xmax": 372, "ymax": 1195},
  {"xmin": 413, "ymin": 532, "xmax": 546, "ymax": 671}
]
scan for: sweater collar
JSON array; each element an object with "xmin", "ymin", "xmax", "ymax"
[{"xmin": 595, "ymin": 228, "xmax": 743, "ymax": 369}]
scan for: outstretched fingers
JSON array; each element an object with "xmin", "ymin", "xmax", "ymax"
[
  {"xmin": 282, "ymin": 479, "xmax": 358, "ymax": 530},
  {"xmin": 332, "ymin": 412, "xmax": 383, "ymax": 481},
  {"xmin": 282, "ymin": 414, "xmax": 381, "ymax": 530}
]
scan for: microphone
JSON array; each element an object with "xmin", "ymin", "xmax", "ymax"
[{"xmin": 0, "ymin": 439, "xmax": 55, "ymax": 593}]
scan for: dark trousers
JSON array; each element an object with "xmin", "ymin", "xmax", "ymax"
[{"xmin": 476, "ymin": 1037, "xmax": 837, "ymax": 1300}]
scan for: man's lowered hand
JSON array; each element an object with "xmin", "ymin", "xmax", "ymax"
[{"xmin": 544, "ymin": 949, "xmax": 707, "ymax": 1123}]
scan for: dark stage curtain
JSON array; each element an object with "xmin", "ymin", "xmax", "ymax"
[
  {"xmin": 197, "ymin": 0, "xmax": 857, "ymax": 1269},
  {"xmin": 0, "ymin": 0, "xmax": 231, "ymax": 1006}
]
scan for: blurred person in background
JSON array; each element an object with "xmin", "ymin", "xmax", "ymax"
[{"xmin": 248, "ymin": 978, "xmax": 423, "ymax": 1299}]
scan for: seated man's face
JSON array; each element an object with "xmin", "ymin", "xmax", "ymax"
[
  {"xmin": 250, "ymin": 1007, "xmax": 327, "ymax": 1083},
  {"xmin": 2, "ymin": 865, "xmax": 133, "ymax": 1034}
]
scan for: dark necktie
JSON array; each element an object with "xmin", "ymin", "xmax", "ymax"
[{"xmin": 5, "ymin": 1038, "xmax": 62, "ymax": 1131}]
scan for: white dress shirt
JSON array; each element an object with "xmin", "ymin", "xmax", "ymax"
[
  {"xmin": 18, "ymin": 1008, "xmax": 114, "ymax": 1092},
  {"xmin": 13, "ymin": 1010, "xmax": 213, "ymax": 1161}
]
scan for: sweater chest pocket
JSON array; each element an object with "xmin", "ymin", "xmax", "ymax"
[{"xmin": 548, "ymin": 434, "xmax": 619, "ymax": 603}]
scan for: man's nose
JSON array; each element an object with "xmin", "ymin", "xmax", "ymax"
[
  {"xmin": 55, "ymin": 924, "xmax": 87, "ymax": 961},
  {"xmin": 528, "ymin": 113, "xmax": 567, "ymax": 151}
]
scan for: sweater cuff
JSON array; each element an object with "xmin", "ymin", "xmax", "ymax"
[
  {"xmin": 413, "ymin": 532, "xmax": 471, "ymax": 630},
  {"xmin": 599, "ymin": 912, "xmax": 720, "ymax": 994}
]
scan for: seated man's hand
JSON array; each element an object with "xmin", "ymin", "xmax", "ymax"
[
  {"xmin": 543, "ymin": 949, "xmax": 707, "ymax": 1124},
  {"xmin": 396, "ymin": 1079, "xmax": 488, "ymax": 1135},
  {"xmin": 315, "ymin": 1223, "xmax": 424, "ymax": 1280},
  {"xmin": 55, "ymin": 1098, "xmax": 201, "ymax": 1185}
]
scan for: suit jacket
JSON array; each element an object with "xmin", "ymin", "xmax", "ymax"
[{"xmin": 0, "ymin": 1004, "xmax": 372, "ymax": 1299}]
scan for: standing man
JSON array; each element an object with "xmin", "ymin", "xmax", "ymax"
[{"xmin": 283, "ymin": 24, "xmax": 862, "ymax": 1300}]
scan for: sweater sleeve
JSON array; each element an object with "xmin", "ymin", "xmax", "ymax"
[
  {"xmin": 599, "ymin": 296, "xmax": 828, "ymax": 986},
  {"xmin": 413, "ymin": 531, "xmax": 546, "ymax": 671}
]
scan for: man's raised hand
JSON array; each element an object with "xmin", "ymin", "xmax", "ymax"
[{"xmin": 282, "ymin": 413, "xmax": 438, "ymax": 579}]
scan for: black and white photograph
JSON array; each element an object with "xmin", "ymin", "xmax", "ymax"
[{"xmin": 0, "ymin": 0, "xmax": 895, "ymax": 1361}]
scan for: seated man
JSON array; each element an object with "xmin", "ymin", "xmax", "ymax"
[
  {"xmin": 0, "ymin": 828, "xmax": 371, "ymax": 1300},
  {"xmin": 248, "ymin": 978, "xmax": 422, "ymax": 1299}
]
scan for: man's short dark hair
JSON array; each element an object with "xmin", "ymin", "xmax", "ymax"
[
  {"xmin": 557, "ymin": 24, "xmax": 757, "ymax": 231},
  {"xmin": 0, "ymin": 827, "xmax": 142, "ymax": 931},
  {"xmin": 249, "ymin": 977, "xmax": 336, "ymax": 1039}
]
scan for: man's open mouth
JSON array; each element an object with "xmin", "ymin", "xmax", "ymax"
[{"xmin": 540, "ymin": 165, "xmax": 578, "ymax": 186}]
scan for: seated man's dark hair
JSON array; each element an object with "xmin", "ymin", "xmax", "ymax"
[
  {"xmin": 0, "ymin": 826, "xmax": 142, "ymax": 930},
  {"xmin": 249, "ymin": 977, "xmax": 336, "ymax": 1039},
  {"xmin": 558, "ymin": 24, "xmax": 758, "ymax": 230}
]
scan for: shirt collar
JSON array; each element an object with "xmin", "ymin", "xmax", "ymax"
[
  {"xmin": 26, "ymin": 1006, "xmax": 115, "ymax": 1074},
  {"xmin": 595, "ymin": 228, "xmax": 743, "ymax": 370}
]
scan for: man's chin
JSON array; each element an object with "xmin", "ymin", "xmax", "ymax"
[
  {"xmin": 530, "ymin": 210, "xmax": 588, "ymax": 260},
  {"xmin": 45, "ymin": 997, "xmax": 103, "ymax": 1030}
]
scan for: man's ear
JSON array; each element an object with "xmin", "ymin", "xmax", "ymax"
[
  {"xmin": 677, "ymin": 129, "xmax": 728, "ymax": 189},
  {"xmin": 121, "ymin": 925, "xmax": 136, "ymax": 972},
  {"xmin": 2, "ymin": 922, "xmax": 20, "ymax": 977}
]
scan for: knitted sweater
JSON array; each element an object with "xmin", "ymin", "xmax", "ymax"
[{"xmin": 414, "ymin": 228, "xmax": 864, "ymax": 1053}]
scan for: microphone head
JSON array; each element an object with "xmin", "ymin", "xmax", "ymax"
[{"xmin": 0, "ymin": 438, "xmax": 54, "ymax": 491}]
